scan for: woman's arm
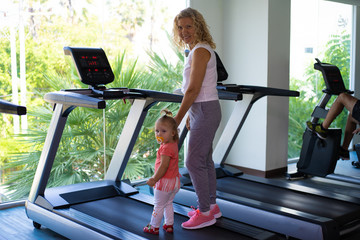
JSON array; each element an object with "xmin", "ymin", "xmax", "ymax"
[
  {"xmin": 174, "ymin": 47, "xmax": 210, "ymax": 126},
  {"xmin": 147, "ymin": 155, "xmax": 171, "ymax": 187}
]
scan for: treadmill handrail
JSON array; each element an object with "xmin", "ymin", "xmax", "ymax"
[
  {"xmin": 217, "ymin": 84, "xmax": 299, "ymax": 97},
  {"xmin": 44, "ymin": 91, "xmax": 106, "ymax": 109},
  {"xmin": 131, "ymin": 89, "xmax": 183, "ymax": 103},
  {"xmin": 45, "ymin": 88, "xmax": 185, "ymax": 108},
  {"xmin": 213, "ymin": 84, "xmax": 299, "ymax": 166},
  {"xmin": 0, "ymin": 99, "xmax": 27, "ymax": 115},
  {"xmin": 173, "ymin": 88, "xmax": 243, "ymax": 101},
  {"xmin": 217, "ymin": 90, "xmax": 243, "ymax": 101}
]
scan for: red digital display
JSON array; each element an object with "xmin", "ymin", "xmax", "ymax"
[
  {"xmin": 88, "ymin": 61, "xmax": 99, "ymax": 66},
  {"xmin": 70, "ymin": 47, "xmax": 114, "ymax": 86},
  {"xmin": 80, "ymin": 55, "xmax": 101, "ymax": 68}
]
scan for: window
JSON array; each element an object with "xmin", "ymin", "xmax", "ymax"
[
  {"xmin": 289, "ymin": 0, "xmax": 353, "ymax": 159},
  {"xmin": 0, "ymin": 0, "xmax": 186, "ymax": 203}
]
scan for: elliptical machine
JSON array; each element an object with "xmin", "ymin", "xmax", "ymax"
[{"xmin": 288, "ymin": 58, "xmax": 358, "ymax": 181}]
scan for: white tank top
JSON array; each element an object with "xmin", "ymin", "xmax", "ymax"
[{"xmin": 181, "ymin": 43, "xmax": 218, "ymax": 103}]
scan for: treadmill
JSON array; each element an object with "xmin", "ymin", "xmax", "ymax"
[
  {"xmin": 0, "ymin": 99, "xmax": 26, "ymax": 116},
  {"xmin": 214, "ymin": 78, "xmax": 360, "ymax": 204},
  {"xmin": 25, "ymin": 47, "xmax": 277, "ymax": 240},
  {"xmin": 175, "ymin": 83, "xmax": 360, "ymax": 239},
  {"xmin": 216, "ymin": 61, "xmax": 360, "ymax": 204}
]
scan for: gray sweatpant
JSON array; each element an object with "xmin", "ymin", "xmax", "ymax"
[{"xmin": 186, "ymin": 100, "xmax": 221, "ymax": 212}]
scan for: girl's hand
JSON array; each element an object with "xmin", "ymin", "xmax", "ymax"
[{"xmin": 147, "ymin": 177, "xmax": 156, "ymax": 187}]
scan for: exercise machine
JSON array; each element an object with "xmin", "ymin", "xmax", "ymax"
[
  {"xmin": 0, "ymin": 98, "xmax": 26, "ymax": 208},
  {"xmin": 0, "ymin": 99, "xmax": 26, "ymax": 116},
  {"xmin": 27, "ymin": 48, "xmax": 360, "ymax": 239},
  {"xmin": 175, "ymin": 61, "xmax": 360, "ymax": 239},
  {"xmin": 25, "ymin": 47, "xmax": 276, "ymax": 240},
  {"xmin": 287, "ymin": 58, "xmax": 360, "ymax": 184}
]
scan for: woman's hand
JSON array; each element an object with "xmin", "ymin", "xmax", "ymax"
[{"xmin": 186, "ymin": 116, "xmax": 190, "ymax": 130}]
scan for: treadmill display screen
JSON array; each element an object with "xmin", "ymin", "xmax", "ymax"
[
  {"xmin": 66, "ymin": 47, "xmax": 115, "ymax": 86},
  {"xmin": 80, "ymin": 55, "xmax": 102, "ymax": 67}
]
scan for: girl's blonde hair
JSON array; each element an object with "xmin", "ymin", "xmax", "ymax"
[
  {"xmin": 157, "ymin": 109, "xmax": 179, "ymax": 142},
  {"xmin": 172, "ymin": 7, "xmax": 216, "ymax": 50}
]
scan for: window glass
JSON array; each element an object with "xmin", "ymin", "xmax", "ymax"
[
  {"xmin": 0, "ymin": 0, "xmax": 186, "ymax": 203},
  {"xmin": 289, "ymin": 0, "xmax": 353, "ymax": 159}
]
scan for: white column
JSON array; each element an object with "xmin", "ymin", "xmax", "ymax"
[
  {"xmin": 19, "ymin": 0, "xmax": 27, "ymax": 131},
  {"xmin": 191, "ymin": 0, "xmax": 291, "ymax": 173},
  {"xmin": 10, "ymin": 25, "xmax": 20, "ymax": 134}
]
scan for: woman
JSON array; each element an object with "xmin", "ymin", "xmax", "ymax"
[{"xmin": 173, "ymin": 8, "xmax": 222, "ymax": 230}]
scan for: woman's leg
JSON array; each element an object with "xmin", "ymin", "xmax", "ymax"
[
  {"xmin": 323, "ymin": 93, "xmax": 357, "ymax": 129},
  {"xmin": 342, "ymin": 113, "xmax": 358, "ymax": 149},
  {"xmin": 186, "ymin": 101, "xmax": 221, "ymax": 213}
]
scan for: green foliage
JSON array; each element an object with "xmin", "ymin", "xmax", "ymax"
[
  {"xmin": 2, "ymin": 48, "xmax": 183, "ymax": 201},
  {"xmin": 288, "ymin": 31, "xmax": 351, "ymax": 158},
  {"xmin": 1, "ymin": 0, "xmax": 181, "ymax": 201}
]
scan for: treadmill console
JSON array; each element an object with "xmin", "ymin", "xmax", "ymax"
[
  {"xmin": 64, "ymin": 47, "xmax": 114, "ymax": 87},
  {"xmin": 314, "ymin": 58, "xmax": 347, "ymax": 95}
]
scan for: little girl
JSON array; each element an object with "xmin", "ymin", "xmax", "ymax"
[{"xmin": 143, "ymin": 109, "xmax": 181, "ymax": 235}]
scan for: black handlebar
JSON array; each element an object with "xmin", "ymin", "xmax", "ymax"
[{"xmin": 0, "ymin": 99, "xmax": 27, "ymax": 115}]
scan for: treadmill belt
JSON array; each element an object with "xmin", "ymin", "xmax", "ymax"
[
  {"xmin": 290, "ymin": 176, "xmax": 360, "ymax": 200},
  {"xmin": 215, "ymin": 177, "xmax": 360, "ymax": 226},
  {"xmin": 71, "ymin": 196, "xmax": 252, "ymax": 240}
]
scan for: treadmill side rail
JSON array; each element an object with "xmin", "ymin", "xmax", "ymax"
[
  {"xmin": 213, "ymin": 94, "xmax": 253, "ymax": 165},
  {"xmin": 213, "ymin": 85, "xmax": 299, "ymax": 166},
  {"xmin": 28, "ymin": 104, "xmax": 70, "ymax": 202},
  {"xmin": 105, "ymin": 98, "xmax": 155, "ymax": 181},
  {"xmin": 26, "ymin": 201, "xmax": 146, "ymax": 240}
]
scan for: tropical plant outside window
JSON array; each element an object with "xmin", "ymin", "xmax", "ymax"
[{"xmin": 288, "ymin": 0, "xmax": 353, "ymax": 159}]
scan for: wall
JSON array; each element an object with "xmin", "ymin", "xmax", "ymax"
[{"xmin": 190, "ymin": 0, "xmax": 291, "ymax": 175}]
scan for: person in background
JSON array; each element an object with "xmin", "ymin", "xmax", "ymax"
[
  {"xmin": 144, "ymin": 110, "xmax": 181, "ymax": 235},
  {"xmin": 307, "ymin": 92, "xmax": 360, "ymax": 160},
  {"xmin": 172, "ymin": 8, "xmax": 222, "ymax": 230}
]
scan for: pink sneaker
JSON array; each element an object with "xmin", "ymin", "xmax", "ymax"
[
  {"xmin": 187, "ymin": 204, "xmax": 222, "ymax": 219},
  {"xmin": 182, "ymin": 209, "xmax": 216, "ymax": 229}
]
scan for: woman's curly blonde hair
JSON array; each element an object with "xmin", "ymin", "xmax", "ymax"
[{"xmin": 172, "ymin": 8, "xmax": 216, "ymax": 50}]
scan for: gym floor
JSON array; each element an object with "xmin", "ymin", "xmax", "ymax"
[
  {"xmin": 287, "ymin": 151, "xmax": 360, "ymax": 178},
  {"xmin": 0, "ymin": 206, "xmax": 66, "ymax": 240},
  {"xmin": 1, "ymin": 154, "xmax": 360, "ymax": 240}
]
